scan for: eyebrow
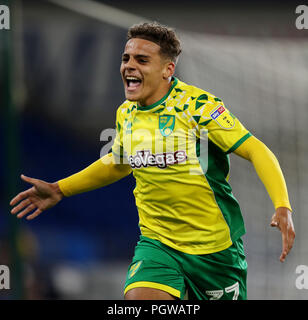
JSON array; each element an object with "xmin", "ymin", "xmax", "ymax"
[{"xmin": 122, "ymin": 53, "xmax": 151, "ymax": 59}]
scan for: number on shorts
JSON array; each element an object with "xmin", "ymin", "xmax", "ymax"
[
  {"xmin": 206, "ymin": 281, "xmax": 239, "ymax": 300},
  {"xmin": 225, "ymin": 281, "xmax": 239, "ymax": 300},
  {"xmin": 205, "ymin": 289, "xmax": 224, "ymax": 300}
]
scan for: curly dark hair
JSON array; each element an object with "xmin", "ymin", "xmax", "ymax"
[{"xmin": 127, "ymin": 22, "xmax": 182, "ymax": 64}]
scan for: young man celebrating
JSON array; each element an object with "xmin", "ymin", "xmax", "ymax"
[{"xmin": 10, "ymin": 22, "xmax": 295, "ymax": 300}]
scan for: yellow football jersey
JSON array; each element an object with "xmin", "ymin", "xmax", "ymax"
[{"xmin": 112, "ymin": 77, "xmax": 252, "ymax": 255}]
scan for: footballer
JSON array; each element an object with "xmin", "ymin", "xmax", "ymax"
[{"xmin": 10, "ymin": 22, "xmax": 295, "ymax": 300}]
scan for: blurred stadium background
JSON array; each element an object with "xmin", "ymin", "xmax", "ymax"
[{"xmin": 0, "ymin": 0, "xmax": 307, "ymax": 299}]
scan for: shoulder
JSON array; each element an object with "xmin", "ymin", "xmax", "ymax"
[
  {"xmin": 176, "ymin": 78, "xmax": 224, "ymax": 114},
  {"xmin": 116, "ymin": 100, "xmax": 136, "ymax": 120}
]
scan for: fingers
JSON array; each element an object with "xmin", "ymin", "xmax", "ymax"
[
  {"xmin": 283, "ymin": 226, "xmax": 295, "ymax": 262},
  {"xmin": 280, "ymin": 229, "xmax": 288, "ymax": 263},
  {"xmin": 11, "ymin": 198, "xmax": 31, "ymax": 215},
  {"xmin": 26, "ymin": 208, "xmax": 42, "ymax": 220},
  {"xmin": 270, "ymin": 220, "xmax": 278, "ymax": 228},
  {"xmin": 10, "ymin": 198, "xmax": 43, "ymax": 220},
  {"xmin": 9, "ymin": 175, "xmax": 44, "ymax": 221},
  {"xmin": 16, "ymin": 203, "xmax": 36, "ymax": 219},
  {"xmin": 270, "ymin": 213, "xmax": 279, "ymax": 228},
  {"xmin": 279, "ymin": 224, "xmax": 295, "ymax": 263},
  {"xmin": 10, "ymin": 188, "xmax": 32, "ymax": 206},
  {"xmin": 270, "ymin": 211, "xmax": 295, "ymax": 262},
  {"xmin": 280, "ymin": 253, "xmax": 287, "ymax": 263},
  {"xmin": 10, "ymin": 175, "xmax": 38, "ymax": 206},
  {"xmin": 21, "ymin": 174, "xmax": 38, "ymax": 186}
]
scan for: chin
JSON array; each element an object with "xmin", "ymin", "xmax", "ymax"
[
  {"xmin": 125, "ymin": 92, "xmax": 140, "ymax": 102},
  {"xmin": 125, "ymin": 95, "xmax": 137, "ymax": 102}
]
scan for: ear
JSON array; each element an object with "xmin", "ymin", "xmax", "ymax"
[{"xmin": 162, "ymin": 61, "xmax": 175, "ymax": 80}]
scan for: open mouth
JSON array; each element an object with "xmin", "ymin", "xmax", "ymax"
[{"xmin": 125, "ymin": 76, "xmax": 142, "ymax": 92}]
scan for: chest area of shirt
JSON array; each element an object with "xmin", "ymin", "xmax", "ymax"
[{"xmin": 124, "ymin": 110, "xmax": 194, "ymax": 147}]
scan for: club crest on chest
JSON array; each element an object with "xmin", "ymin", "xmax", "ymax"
[{"xmin": 159, "ymin": 115, "xmax": 175, "ymax": 137}]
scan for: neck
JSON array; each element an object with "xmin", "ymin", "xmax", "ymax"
[{"xmin": 138, "ymin": 77, "xmax": 173, "ymax": 107}]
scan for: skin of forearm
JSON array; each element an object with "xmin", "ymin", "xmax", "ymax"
[{"xmin": 58, "ymin": 153, "xmax": 132, "ymax": 197}]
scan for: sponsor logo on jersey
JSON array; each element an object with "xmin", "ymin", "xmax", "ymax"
[
  {"xmin": 159, "ymin": 115, "xmax": 175, "ymax": 137},
  {"xmin": 210, "ymin": 105, "xmax": 225, "ymax": 119},
  {"xmin": 128, "ymin": 150, "xmax": 187, "ymax": 169},
  {"xmin": 210, "ymin": 105, "xmax": 235, "ymax": 129}
]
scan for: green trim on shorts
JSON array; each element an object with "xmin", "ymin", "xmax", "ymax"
[{"xmin": 124, "ymin": 236, "xmax": 247, "ymax": 300}]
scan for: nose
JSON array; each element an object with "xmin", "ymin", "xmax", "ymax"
[{"xmin": 124, "ymin": 57, "xmax": 136, "ymax": 71}]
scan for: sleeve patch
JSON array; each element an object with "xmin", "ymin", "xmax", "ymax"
[{"xmin": 210, "ymin": 105, "xmax": 235, "ymax": 129}]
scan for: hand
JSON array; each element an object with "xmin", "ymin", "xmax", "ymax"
[
  {"xmin": 270, "ymin": 207, "xmax": 295, "ymax": 262},
  {"xmin": 10, "ymin": 174, "xmax": 64, "ymax": 220}
]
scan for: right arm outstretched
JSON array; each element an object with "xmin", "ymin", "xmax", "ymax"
[{"xmin": 10, "ymin": 153, "xmax": 132, "ymax": 220}]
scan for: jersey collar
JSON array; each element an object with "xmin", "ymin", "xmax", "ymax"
[{"xmin": 137, "ymin": 77, "xmax": 178, "ymax": 112}]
